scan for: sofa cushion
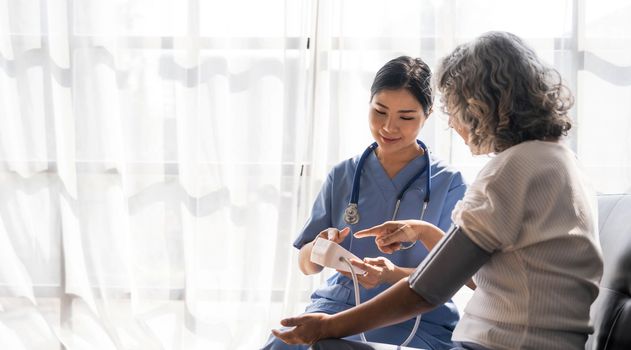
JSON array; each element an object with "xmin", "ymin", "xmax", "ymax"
[{"xmin": 586, "ymin": 194, "xmax": 631, "ymax": 350}]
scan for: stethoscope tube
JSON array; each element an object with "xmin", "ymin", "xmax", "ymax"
[
  {"xmin": 343, "ymin": 143, "xmax": 378, "ymax": 225},
  {"xmin": 344, "ymin": 140, "xmax": 431, "ymax": 228},
  {"xmin": 341, "ymin": 140, "xmax": 430, "ymax": 344}
]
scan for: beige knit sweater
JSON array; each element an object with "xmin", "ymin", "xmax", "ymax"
[{"xmin": 451, "ymin": 140, "xmax": 603, "ymax": 350}]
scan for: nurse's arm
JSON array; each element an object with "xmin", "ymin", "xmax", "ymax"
[
  {"xmin": 355, "ymin": 220, "xmax": 477, "ymax": 289},
  {"xmin": 298, "ymin": 227, "xmax": 351, "ymax": 275},
  {"xmin": 298, "ymin": 239, "xmax": 324, "ymax": 275}
]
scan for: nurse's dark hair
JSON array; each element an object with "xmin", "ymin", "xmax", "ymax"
[
  {"xmin": 370, "ymin": 56, "xmax": 433, "ymax": 116},
  {"xmin": 436, "ymin": 31, "xmax": 573, "ymax": 154}
]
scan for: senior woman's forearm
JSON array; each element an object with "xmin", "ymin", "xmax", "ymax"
[{"xmin": 324, "ymin": 278, "xmax": 435, "ymax": 339}]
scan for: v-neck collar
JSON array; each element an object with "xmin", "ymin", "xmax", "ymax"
[{"xmin": 364, "ymin": 151, "xmax": 429, "ymax": 197}]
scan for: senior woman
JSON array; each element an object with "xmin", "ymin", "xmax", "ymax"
[{"xmin": 272, "ymin": 31, "xmax": 603, "ymax": 350}]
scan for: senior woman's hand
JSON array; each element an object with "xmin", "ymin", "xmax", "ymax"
[
  {"xmin": 271, "ymin": 313, "xmax": 332, "ymax": 345},
  {"xmin": 272, "ymin": 279, "xmax": 438, "ymax": 345}
]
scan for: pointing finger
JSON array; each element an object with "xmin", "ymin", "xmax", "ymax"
[
  {"xmin": 354, "ymin": 223, "xmax": 388, "ymax": 238},
  {"xmin": 354, "ymin": 221, "xmax": 401, "ymax": 238},
  {"xmin": 353, "ymin": 228, "xmax": 379, "ymax": 238}
]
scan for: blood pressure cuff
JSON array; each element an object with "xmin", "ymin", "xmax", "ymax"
[{"xmin": 408, "ymin": 225, "xmax": 493, "ymax": 306}]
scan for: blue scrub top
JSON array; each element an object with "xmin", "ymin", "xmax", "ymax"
[{"xmin": 294, "ymin": 150, "xmax": 467, "ymax": 330}]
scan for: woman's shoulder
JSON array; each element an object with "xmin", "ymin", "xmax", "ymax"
[
  {"xmin": 484, "ymin": 140, "xmax": 574, "ymax": 181},
  {"xmin": 497, "ymin": 140, "xmax": 572, "ymax": 165}
]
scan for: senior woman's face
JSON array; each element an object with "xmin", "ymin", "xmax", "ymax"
[{"xmin": 448, "ymin": 114, "xmax": 469, "ymax": 145}]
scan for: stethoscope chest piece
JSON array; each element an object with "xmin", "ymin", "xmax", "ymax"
[
  {"xmin": 344, "ymin": 140, "xmax": 431, "ymax": 227},
  {"xmin": 344, "ymin": 203, "xmax": 359, "ymax": 225}
]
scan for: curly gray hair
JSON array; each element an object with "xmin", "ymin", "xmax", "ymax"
[{"xmin": 436, "ymin": 31, "xmax": 573, "ymax": 154}]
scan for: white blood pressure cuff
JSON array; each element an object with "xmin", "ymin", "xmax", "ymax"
[{"xmin": 408, "ymin": 225, "xmax": 492, "ymax": 306}]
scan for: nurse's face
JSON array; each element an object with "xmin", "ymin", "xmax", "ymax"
[{"xmin": 369, "ymin": 88, "xmax": 427, "ymax": 157}]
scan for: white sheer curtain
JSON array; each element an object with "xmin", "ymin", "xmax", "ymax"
[
  {"xmin": 579, "ymin": 0, "xmax": 631, "ymax": 193},
  {"xmin": 1, "ymin": 0, "xmax": 314, "ymax": 349},
  {"xmin": 1, "ymin": 1, "xmax": 630, "ymax": 350}
]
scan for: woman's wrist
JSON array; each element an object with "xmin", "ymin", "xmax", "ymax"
[
  {"xmin": 411, "ymin": 221, "xmax": 444, "ymax": 251},
  {"xmin": 322, "ymin": 313, "xmax": 341, "ymax": 339},
  {"xmin": 386, "ymin": 265, "xmax": 409, "ymax": 285},
  {"xmin": 408, "ymin": 221, "xmax": 425, "ymax": 241}
]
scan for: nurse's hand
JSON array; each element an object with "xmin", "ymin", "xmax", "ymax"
[
  {"xmin": 300, "ymin": 227, "xmax": 352, "ymax": 276},
  {"xmin": 337, "ymin": 257, "xmax": 397, "ymax": 289},
  {"xmin": 353, "ymin": 220, "xmax": 422, "ymax": 254},
  {"xmin": 272, "ymin": 313, "xmax": 331, "ymax": 345},
  {"xmin": 317, "ymin": 227, "xmax": 351, "ymax": 244}
]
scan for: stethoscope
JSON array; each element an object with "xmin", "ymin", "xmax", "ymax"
[{"xmin": 344, "ymin": 139, "xmax": 431, "ymax": 250}]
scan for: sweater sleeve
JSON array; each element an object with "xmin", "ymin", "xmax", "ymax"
[{"xmin": 451, "ymin": 156, "xmax": 528, "ymax": 252}]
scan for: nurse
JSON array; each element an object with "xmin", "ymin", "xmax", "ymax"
[{"xmin": 262, "ymin": 56, "xmax": 467, "ymax": 349}]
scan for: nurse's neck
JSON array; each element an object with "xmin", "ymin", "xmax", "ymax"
[{"xmin": 375, "ymin": 143, "xmax": 424, "ymax": 179}]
